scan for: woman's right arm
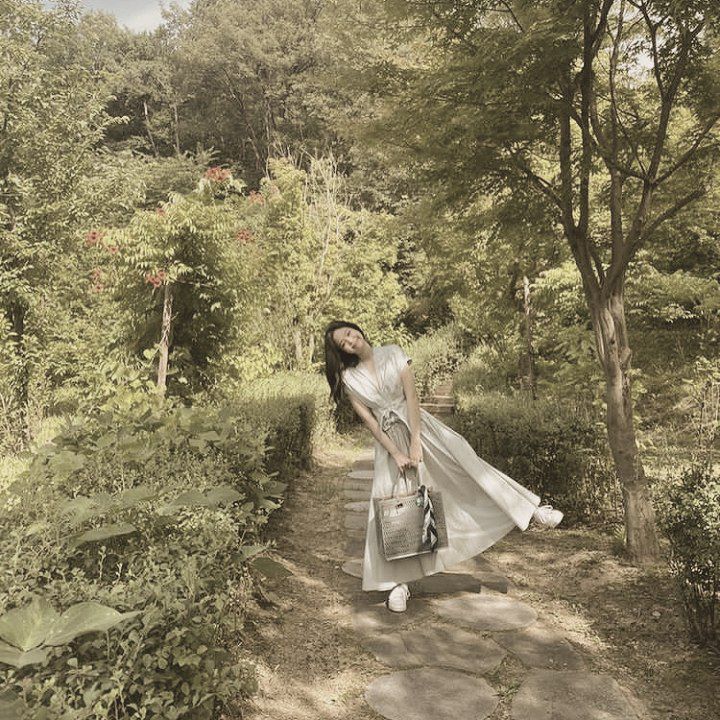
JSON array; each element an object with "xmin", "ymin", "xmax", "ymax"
[{"xmin": 347, "ymin": 394, "xmax": 410, "ymax": 468}]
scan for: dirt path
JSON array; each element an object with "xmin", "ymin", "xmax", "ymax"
[{"xmin": 231, "ymin": 427, "xmax": 720, "ymax": 720}]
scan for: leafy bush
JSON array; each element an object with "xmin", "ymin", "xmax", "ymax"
[
  {"xmin": 653, "ymin": 460, "xmax": 720, "ymax": 651},
  {"xmin": 0, "ymin": 371, "xmax": 313, "ymax": 718},
  {"xmin": 453, "ymin": 342, "xmax": 523, "ymax": 395},
  {"xmin": 405, "ymin": 324, "xmax": 465, "ymax": 398},
  {"xmin": 214, "ymin": 369, "xmax": 335, "ymax": 476},
  {"xmin": 453, "ymin": 390, "xmax": 622, "ymax": 525}
]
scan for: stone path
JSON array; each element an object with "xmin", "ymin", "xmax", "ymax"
[{"xmin": 341, "ymin": 448, "xmax": 649, "ymax": 720}]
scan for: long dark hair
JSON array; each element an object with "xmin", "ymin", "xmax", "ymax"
[{"xmin": 323, "ymin": 320, "xmax": 372, "ymax": 407}]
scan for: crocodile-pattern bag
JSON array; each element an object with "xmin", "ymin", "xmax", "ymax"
[{"xmin": 374, "ymin": 412, "xmax": 449, "ymax": 561}]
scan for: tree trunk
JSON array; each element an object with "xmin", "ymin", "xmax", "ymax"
[
  {"xmin": 157, "ymin": 283, "xmax": 173, "ymax": 394},
  {"xmin": 142, "ymin": 99, "xmax": 159, "ymax": 158},
  {"xmin": 292, "ymin": 326, "xmax": 303, "ymax": 367},
  {"xmin": 172, "ymin": 103, "xmax": 181, "ymax": 157},
  {"xmin": 590, "ymin": 285, "xmax": 661, "ymax": 564},
  {"xmin": 6, "ymin": 300, "xmax": 31, "ymax": 446},
  {"xmin": 308, "ymin": 333, "xmax": 315, "ymax": 366},
  {"xmin": 522, "ymin": 275, "xmax": 537, "ymax": 399}
]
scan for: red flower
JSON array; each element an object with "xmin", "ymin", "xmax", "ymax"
[
  {"xmin": 91, "ymin": 283, "xmax": 104, "ymax": 293},
  {"xmin": 106, "ymin": 245, "xmax": 119, "ymax": 255},
  {"xmin": 84, "ymin": 229, "xmax": 104, "ymax": 247},
  {"xmin": 204, "ymin": 166, "xmax": 231, "ymax": 183},
  {"xmin": 248, "ymin": 191, "xmax": 265, "ymax": 205},
  {"xmin": 145, "ymin": 269, "xmax": 167, "ymax": 288},
  {"xmin": 156, "ymin": 206, "xmax": 166, "ymax": 216},
  {"xmin": 235, "ymin": 228, "xmax": 253, "ymax": 244}
]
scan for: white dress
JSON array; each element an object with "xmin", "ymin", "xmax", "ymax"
[{"xmin": 342, "ymin": 343, "xmax": 542, "ymax": 592}]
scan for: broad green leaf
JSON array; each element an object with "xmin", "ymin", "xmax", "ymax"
[
  {"xmin": 44, "ymin": 603, "xmax": 142, "ymax": 646},
  {"xmin": 251, "ymin": 557, "xmax": 293, "ymax": 578},
  {"xmin": 238, "ymin": 545, "xmax": 265, "ymax": 561},
  {"xmin": 115, "ymin": 486, "xmax": 156, "ymax": 508},
  {"xmin": 205, "ymin": 485, "xmax": 243, "ymax": 506},
  {"xmin": 257, "ymin": 498, "xmax": 281, "ymax": 511},
  {"xmin": 60, "ymin": 496, "xmax": 95, "ymax": 516},
  {"xmin": 171, "ymin": 490, "xmax": 212, "ymax": 507},
  {"xmin": 95, "ymin": 433, "xmax": 116, "ymax": 449},
  {"xmin": 198, "ymin": 431, "xmax": 222, "ymax": 442},
  {"xmin": 0, "ymin": 640, "xmax": 49, "ymax": 668},
  {"xmin": 48, "ymin": 450, "xmax": 86, "ymax": 478},
  {"xmin": 264, "ymin": 481, "xmax": 288, "ymax": 495},
  {"xmin": 0, "ymin": 689, "xmax": 28, "ymax": 718},
  {"xmin": 69, "ymin": 523, "xmax": 137, "ymax": 548},
  {"xmin": 0, "ymin": 597, "xmax": 59, "ymax": 650}
]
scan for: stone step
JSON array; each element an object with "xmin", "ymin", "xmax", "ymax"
[
  {"xmin": 420, "ymin": 403, "xmax": 455, "ymax": 414},
  {"xmin": 347, "ymin": 469, "xmax": 374, "ymax": 480},
  {"xmin": 422, "ymin": 394, "xmax": 454, "ymax": 404}
]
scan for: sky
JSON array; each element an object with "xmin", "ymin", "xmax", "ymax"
[{"xmin": 45, "ymin": 1, "xmax": 191, "ymax": 32}]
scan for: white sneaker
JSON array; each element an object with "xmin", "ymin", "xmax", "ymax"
[
  {"xmin": 532, "ymin": 504, "xmax": 564, "ymax": 529},
  {"xmin": 386, "ymin": 583, "xmax": 410, "ymax": 613}
]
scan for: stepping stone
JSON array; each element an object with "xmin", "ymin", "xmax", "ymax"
[
  {"xmin": 344, "ymin": 500, "xmax": 370, "ymax": 512},
  {"xmin": 351, "ymin": 598, "xmax": 434, "ymax": 636},
  {"xmin": 345, "ymin": 528, "xmax": 367, "ymax": 541},
  {"xmin": 343, "ymin": 478, "xmax": 372, "ymax": 491},
  {"xmin": 409, "ymin": 572, "xmax": 482, "ymax": 596},
  {"xmin": 365, "ymin": 667, "xmax": 498, "ymax": 720},
  {"xmin": 495, "ymin": 624, "xmax": 586, "ymax": 670},
  {"xmin": 511, "ymin": 669, "xmax": 643, "ymax": 720},
  {"xmin": 477, "ymin": 571, "xmax": 510, "ymax": 594},
  {"xmin": 446, "ymin": 555, "xmax": 503, "ymax": 575},
  {"xmin": 362, "ymin": 625, "xmax": 506, "ymax": 673},
  {"xmin": 432, "ymin": 590, "xmax": 537, "ymax": 631},
  {"xmin": 348, "ymin": 469, "xmax": 374, "ymax": 480},
  {"xmin": 344, "ymin": 537, "xmax": 365, "ymax": 556},
  {"xmin": 342, "ymin": 559, "xmax": 362, "ymax": 578},
  {"xmin": 342, "ymin": 490, "xmax": 369, "ymax": 502},
  {"xmin": 353, "ymin": 459, "xmax": 374, "ymax": 471},
  {"xmin": 344, "ymin": 513, "xmax": 367, "ymax": 530},
  {"xmin": 356, "ymin": 449, "xmax": 374, "ymax": 463}
]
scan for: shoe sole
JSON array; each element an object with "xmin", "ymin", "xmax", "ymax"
[{"xmin": 385, "ymin": 598, "xmax": 407, "ymax": 613}]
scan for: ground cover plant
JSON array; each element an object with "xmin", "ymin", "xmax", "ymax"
[{"xmin": 0, "ymin": 368, "xmax": 314, "ymax": 718}]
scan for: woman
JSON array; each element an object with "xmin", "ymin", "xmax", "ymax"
[{"xmin": 324, "ymin": 320, "xmax": 563, "ymax": 613}]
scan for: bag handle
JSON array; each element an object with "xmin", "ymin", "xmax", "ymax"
[{"xmin": 391, "ymin": 462, "xmax": 423, "ymax": 498}]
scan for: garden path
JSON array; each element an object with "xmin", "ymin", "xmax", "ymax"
[{"xmin": 234, "ymin": 429, "xmax": 657, "ymax": 720}]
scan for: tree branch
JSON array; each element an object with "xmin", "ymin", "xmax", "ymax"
[{"xmin": 655, "ymin": 113, "xmax": 720, "ymax": 185}]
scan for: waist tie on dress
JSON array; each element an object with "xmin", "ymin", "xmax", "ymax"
[{"xmin": 379, "ymin": 407, "xmax": 439, "ymax": 551}]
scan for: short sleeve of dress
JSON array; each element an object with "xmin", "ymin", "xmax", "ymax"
[{"xmin": 392, "ymin": 344, "xmax": 412, "ymax": 372}]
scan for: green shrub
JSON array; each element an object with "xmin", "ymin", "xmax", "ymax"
[
  {"xmin": 453, "ymin": 390, "xmax": 622, "ymax": 525},
  {"xmin": 453, "ymin": 342, "xmax": 522, "ymax": 395},
  {"xmin": 653, "ymin": 459, "xmax": 720, "ymax": 651},
  {"xmin": 405, "ymin": 325, "xmax": 465, "ymax": 398},
  {"xmin": 216, "ymin": 370, "xmax": 333, "ymax": 477},
  {"xmin": 0, "ymin": 374, "xmax": 305, "ymax": 718}
]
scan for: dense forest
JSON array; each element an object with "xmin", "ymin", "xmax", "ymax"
[{"xmin": 0, "ymin": 0, "xmax": 718, "ymax": 718}]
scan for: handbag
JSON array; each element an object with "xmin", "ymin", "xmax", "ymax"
[{"xmin": 373, "ymin": 411, "xmax": 449, "ymax": 561}]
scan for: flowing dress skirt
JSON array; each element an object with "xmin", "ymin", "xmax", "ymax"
[{"xmin": 362, "ymin": 406, "xmax": 541, "ymax": 592}]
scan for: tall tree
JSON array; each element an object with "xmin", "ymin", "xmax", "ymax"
[{"xmin": 364, "ymin": 0, "xmax": 720, "ymax": 562}]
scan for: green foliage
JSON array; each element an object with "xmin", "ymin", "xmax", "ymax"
[
  {"xmin": 453, "ymin": 390, "xmax": 622, "ymax": 525},
  {"xmin": 403, "ymin": 324, "xmax": 465, "ymax": 398},
  {"xmin": 219, "ymin": 369, "xmax": 336, "ymax": 478},
  {"xmin": 0, "ymin": 374, "xmax": 317, "ymax": 718},
  {"xmin": 653, "ymin": 460, "xmax": 720, "ymax": 650},
  {"xmin": 454, "ymin": 342, "xmax": 527, "ymax": 395}
]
